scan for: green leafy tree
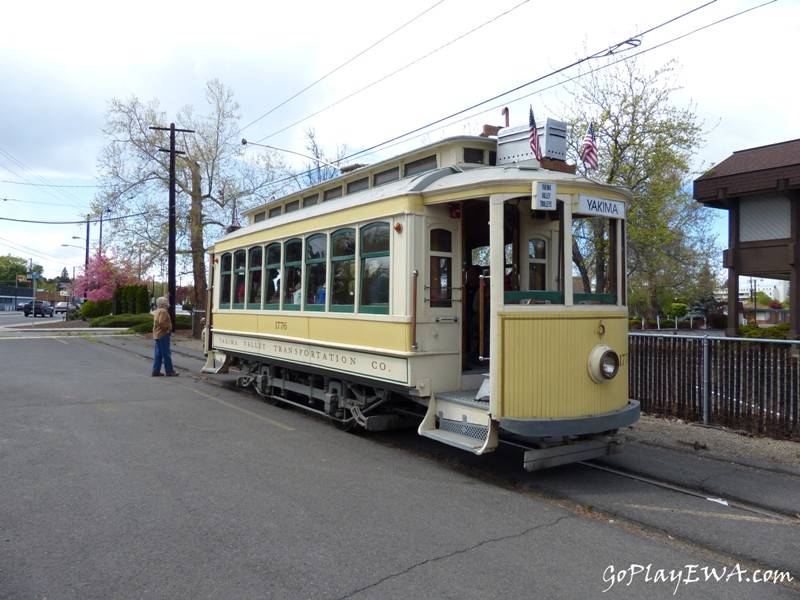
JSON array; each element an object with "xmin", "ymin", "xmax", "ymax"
[
  {"xmin": 0, "ymin": 256, "xmax": 45, "ymax": 290},
  {"xmin": 95, "ymin": 79, "xmax": 287, "ymax": 310},
  {"xmin": 0, "ymin": 255, "xmax": 30, "ymax": 285},
  {"xmin": 561, "ymin": 57, "xmax": 718, "ymax": 313}
]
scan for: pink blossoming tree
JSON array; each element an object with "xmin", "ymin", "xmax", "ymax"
[{"xmin": 72, "ymin": 253, "xmax": 132, "ymax": 302}]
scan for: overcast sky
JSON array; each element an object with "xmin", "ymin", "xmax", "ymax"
[{"xmin": 1, "ymin": 0, "xmax": 795, "ymax": 280}]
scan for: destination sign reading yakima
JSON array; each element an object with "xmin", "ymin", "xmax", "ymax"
[{"xmin": 578, "ymin": 194, "xmax": 626, "ymax": 219}]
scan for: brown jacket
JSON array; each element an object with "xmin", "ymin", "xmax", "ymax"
[{"xmin": 153, "ymin": 308, "xmax": 172, "ymax": 340}]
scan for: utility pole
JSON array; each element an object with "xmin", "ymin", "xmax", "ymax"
[
  {"xmin": 84, "ymin": 214, "xmax": 90, "ymax": 270},
  {"xmin": 150, "ymin": 123, "xmax": 193, "ymax": 327}
]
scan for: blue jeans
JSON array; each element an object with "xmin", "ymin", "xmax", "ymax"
[{"xmin": 152, "ymin": 334, "xmax": 174, "ymax": 374}]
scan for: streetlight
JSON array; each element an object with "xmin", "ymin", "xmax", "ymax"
[
  {"xmin": 62, "ymin": 242, "xmax": 87, "ymax": 303},
  {"xmin": 61, "ymin": 243, "xmax": 89, "ymax": 314},
  {"xmin": 71, "ymin": 233, "xmax": 89, "ymax": 270}
]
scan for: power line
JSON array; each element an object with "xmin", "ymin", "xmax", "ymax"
[
  {"xmin": 248, "ymin": 0, "xmax": 715, "ymax": 165},
  {"xmin": 335, "ymin": 0, "xmax": 765, "ymax": 166},
  {"xmin": 0, "ymin": 236, "xmax": 80, "ymax": 267},
  {"xmin": 0, "ymin": 212, "xmax": 147, "ymax": 226},
  {"xmin": 446, "ymin": 0, "xmax": 779, "ymax": 143},
  {"xmin": 0, "ymin": 178, "xmax": 97, "ymax": 188},
  {"xmin": 239, "ymin": 0, "xmax": 446, "ymax": 134},
  {"xmin": 0, "ymin": 146, "xmax": 89, "ymax": 210},
  {"xmin": 2, "ymin": 196, "xmax": 92, "ymax": 209},
  {"xmin": 260, "ymin": 0, "xmax": 767, "ymax": 187},
  {"xmin": 254, "ymin": 0, "xmax": 530, "ymax": 145}
]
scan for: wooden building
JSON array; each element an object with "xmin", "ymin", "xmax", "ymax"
[{"xmin": 694, "ymin": 139, "xmax": 799, "ymax": 339}]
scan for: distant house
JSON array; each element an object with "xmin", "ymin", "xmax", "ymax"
[{"xmin": 693, "ymin": 139, "xmax": 799, "ymax": 339}]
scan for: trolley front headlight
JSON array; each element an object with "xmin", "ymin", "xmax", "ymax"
[{"xmin": 588, "ymin": 344, "xmax": 620, "ymax": 383}]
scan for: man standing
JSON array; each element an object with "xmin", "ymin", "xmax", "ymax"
[{"xmin": 152, "ymin": 296, "xmax": 179, "ymax": 377}]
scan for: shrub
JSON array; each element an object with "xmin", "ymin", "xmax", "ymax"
[
  {"xmin": 740, "ymin": 323, "xmax": 789, "ymax": 340},
  {"xmin": 81, "ymin": 300, "xmax": 113, "ymax": 319},
  {"xmin": 99, "ymin": 312, "xmax": 193, "ymax": 333},
  {"xmin": 92, "ymin": 313, "xmax": 153, "ymax": 329},
  {"xmin": 65, "ymin": 308, "xmax": 85, "ymax": 321},
  {"xmin": 113, "ymin": 284, "xmax": 151, "ymax": 314},
  {"xmin": 666, "ymin": 303, "xmax": 688, "ymax": 318},
  {"xmin": 175, "ymin": 314, "xmax": 191, "ymax": 330}
]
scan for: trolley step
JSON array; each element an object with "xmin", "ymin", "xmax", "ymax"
[
  {"xmin": 435, "ymin": 389, "xmax": 489, "ymax": 407},
  {"xmin": 418, "ymin": 394, "xmax": 497, "ymax": 455},
  {"xmin": 420, "ymin": 427, "xmax": 487, "ymax": 453}
]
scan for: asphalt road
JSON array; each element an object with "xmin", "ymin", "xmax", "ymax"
[{"xmin": 1, "ymin": 332, "xmax": 798, "ymax": 599}]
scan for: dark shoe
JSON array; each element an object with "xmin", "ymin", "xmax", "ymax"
[
  {"xmin": 151, "ymin": 372, "xmax": 164, "ymax": 377},
  {"xmin": 165, "ymin": 371, "xmax": 180, "ymax": 377}
]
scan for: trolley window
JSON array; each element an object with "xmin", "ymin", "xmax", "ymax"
[
  {"xmin": 305, "ymin": 233, "xmax": 327, "ymax": 311},
  {"xmin": 360, "ymin": 222, "xmax": 390, "ymax": 314},
  {"xmin": 233, "ymin": 249, "xmax": 246, "ymax": 308},
  {"xmin": 373, "ymin": 167, "xmax": 399, "ymax": 187},
  {"xmin": 572, "ymin": 216, "xmax": 618, "ymax": 305},
  {"xmin": 283, "ymin": 238, "xmax": 303, "ymax": 310},
  {"xmin": 404, "ymin": 155, "xmax": 437, "ymax": 177},
  {"xmin": 502, "ymin": 235, "xmax": 564, "ymax": 304},
  {"xmin": 347, "ymin": 177, "xmax": 369, "ymax": 194},
  {"xmin": 528, "ymin": 237, "xmax": 546, "ymax": 291},
  {"xmin": 330, "ymin": 228, "xmax": 355, "ymax": 313},
  {"xmin": 429, "ymin": 228, "xmax": 452, "ymax": 308},
  {"xmin": 219, "ymin": 252, "xmax": 232, "ymax": 309},
  {"xmin": 323, "ymin": 187, "xmax": 343, "ymax": 201},
  {"xmin": 265, "ymin": 243, "xmax": 281, "ymax": 308},
  {"xmin": 247, "ymin": 246, "xmax": 263, "ymax": 309}
]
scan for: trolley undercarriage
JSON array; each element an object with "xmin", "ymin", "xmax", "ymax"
[
  {"xmin": 232, "ymin": 356, "xmax": 424, "ymax": 432},
  {"xmin": 222, "ymin": 353, "xmax": 633, "ymax": 471}
]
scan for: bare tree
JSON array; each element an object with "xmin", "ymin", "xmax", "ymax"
[
  {"xmin": 95, "ymin": 80, "xmax": 287, "ymax": 309},
  {"xmin": 279, "ymin": 127, "xmax": 348, "ymax": 191}
]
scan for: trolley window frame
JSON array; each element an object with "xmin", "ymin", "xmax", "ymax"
[
  {"xmin": 305, "ymin": 233, "xmax": 328, "ymax": 312},
  {"xmin": 359, "ymin": 222, "xmax": 390, "ymax": 314}
]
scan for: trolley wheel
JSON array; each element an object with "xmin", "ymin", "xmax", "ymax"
[{"xmin": 329, "ymin": 410, "xmax": 358, "ymax": 433}]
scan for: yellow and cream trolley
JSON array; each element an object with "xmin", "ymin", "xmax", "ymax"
[{"xmin": 203, "ymin": 121, "xmax": 639, "ymax": 470}]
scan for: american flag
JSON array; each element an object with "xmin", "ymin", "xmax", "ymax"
[
  {"xmin": 528, "ymin": 106, "xmax": 542, "ymax": 161},
  {"xmin": 580, "ymin": 122, "xmax": 599, "ymax": 169}
]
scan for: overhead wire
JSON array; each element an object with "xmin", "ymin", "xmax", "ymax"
[
  {"xmin": 352, "ymin": 0, "xmax": 777, "ymax": 164},
  {"xmin": 0, "ymin": 236, "xmax": 80, "ymax": 267},
  {"xmin": 0, "ymin": 212, "xmax": 148, "ymax": 226},
  {"xmin": 254, "ymin": 0, "xmax": 769, "ymax": 189},
  {"xmin": 238, "ymin": 0, "xmax": 447, "ymax": 134},
  {"xmin": 336, "ymin": 0, "xmax": 725, "ymax": 165},
  {"xmin": 0, "ymin": 145, "xmax": 90, "ymax": 210},
  {"xmin": 0, "ymin": 178, "xmax": 96, "ymax": 188},
  {"xmin": 253, "ymin": 0, "xmax": 531, "ymax": 145}
]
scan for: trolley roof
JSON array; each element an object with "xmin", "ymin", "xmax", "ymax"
[{"xmin": 219, "ymin": 135, "xmax": 630, "ymax": 246}]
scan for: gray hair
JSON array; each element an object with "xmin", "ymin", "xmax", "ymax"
[{"xmin": 156, "ymin": 296, "xmax": 169, "ymax": 308}]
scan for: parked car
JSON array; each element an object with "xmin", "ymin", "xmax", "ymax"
[
  {"xmin": 54, "ymin": 302, "xmax": 78, "ymax": 314},
  {"xmin": 22, "ymin": 300, "xmax": 55, "ymax": 317}
]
